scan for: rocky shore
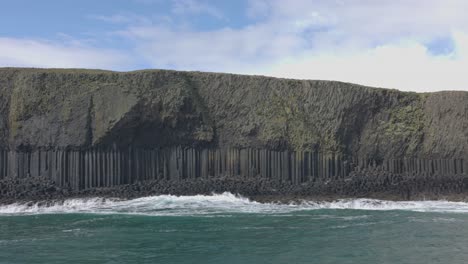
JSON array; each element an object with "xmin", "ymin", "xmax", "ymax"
[{"xmin": 2, "ymin": 168, "xmax": 468, "ymax": 206}]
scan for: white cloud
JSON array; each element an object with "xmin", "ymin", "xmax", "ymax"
[
  {"xmin": 116, "ymin": 0, "xmax": 468, "ymax": 91},
  {"xmin": 90, "ymin": 14, "xmax": 151, "ymax": 25},
  {"xmin": 171, "ymin": 0, "xmax": 225, "ymax": 20},
  {"xmin": 2, "ymin": 1, "xmax": 468, "ymax": 92},
  {"xmin": 247, "ymin": 0, "xmax": 468, "ymax": 91},
  {"xmin": 261, "ymin": 31, "xmax": 468, "ymax": 92},
  {"xmin": 0, "ymin": 38, "xmax": 133, "ymax": 70},
  {"xmin": 243, "ymin": 0, "xmax": 468, "ymax": 54},
  {"xmin": 120, "ymin": 23, "xmax": 305, "ymax": 72},
  {"xmin": 246, "ymin": 0, "xmax": 270, "ymax": 19}
]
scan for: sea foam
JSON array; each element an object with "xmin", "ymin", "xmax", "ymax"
[{"xmin": 1, "ymin": 193, "xmax": 468, "ymax": 216}]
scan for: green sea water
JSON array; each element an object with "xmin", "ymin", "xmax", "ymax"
[{"xmin": 1, "ymin": 193, "xmax": 468, "ymax": 264}]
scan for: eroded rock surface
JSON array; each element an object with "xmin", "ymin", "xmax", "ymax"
[{"xmin": 0, "ymin": 68, "xmax": 467, "ymax": 202}]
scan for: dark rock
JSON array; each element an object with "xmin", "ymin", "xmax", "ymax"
[{"xmin": 0, "ymin": 68, "xmax": 467, "ymax": 203}]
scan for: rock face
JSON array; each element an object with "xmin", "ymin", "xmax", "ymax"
[{"xmin": 0, "ymin": 67, "xmax": 467, "ymax": 201}]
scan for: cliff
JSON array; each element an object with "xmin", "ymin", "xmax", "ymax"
[{"xmin": 0, "ymin": 68, "xmax": 467, "ymax": 201}]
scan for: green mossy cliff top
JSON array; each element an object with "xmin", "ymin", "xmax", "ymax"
[{"xmin": 0, "ymin": 67, "xmax": 467, "ymax": 159}]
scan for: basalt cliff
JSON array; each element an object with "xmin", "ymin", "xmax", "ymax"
[{"xmin": 0, "ymin": 68, "xmax": 467, "ymax": 203}]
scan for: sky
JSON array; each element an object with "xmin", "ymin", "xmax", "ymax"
[{"xmin": 0, "ymin": 0, "xmax": 467, "ymax": 92}]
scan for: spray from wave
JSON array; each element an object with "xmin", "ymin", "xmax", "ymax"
[{"xmin": 1, "ymin": 193, "xmax": 468, "ymax": 216}]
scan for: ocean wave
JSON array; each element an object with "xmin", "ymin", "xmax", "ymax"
[{"xmin": 1, "ymin": 193, "xmax": 468, "ymax": 216}]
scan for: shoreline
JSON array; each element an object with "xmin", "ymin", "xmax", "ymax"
[
  {"xmin": 2, "ymin": 176, "xmax": 468, "ymax": 206},
  {"xmin": 3, "ymin": 193, "xmax": 468, "ymax": 211}
]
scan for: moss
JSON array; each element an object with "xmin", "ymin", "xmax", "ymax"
[
  {"xmin": 379, "ymin": 95, "xmax": 425, "ymax": 153},
  {"xmin": 6, "ymin": 70, "xmax": 129, "ymax": 143},
  {"xmin": 256, "ymin": 90, "xmax": 339, "ymax": 151},
  {"xmin": 385, "ymin": 105, "xmax": 424, "ymax": 135},
  {"xmin": 4, "ymin": 67, "xmax": 463, "ymax": 157}
]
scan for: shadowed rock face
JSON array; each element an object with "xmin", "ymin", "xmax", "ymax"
[
  {"xmin": 1, "ymin": 68, "xmax": 467, "ymax": 157},
  {"xmin": 0, "ymin": 68, "xmax": 467, "ymax": 200}
]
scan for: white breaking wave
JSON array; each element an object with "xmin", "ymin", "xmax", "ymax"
[{"xmin": 1, "ymin": 193, "xmax": 468, "ymax": 216}]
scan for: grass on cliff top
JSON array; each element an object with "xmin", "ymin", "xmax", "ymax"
[
  {"xmin": 0, "ymin": 67, "xmax": 428, "ymax": 94},
  {"xmin": 4, "ymin": 67, "xmax": 464, "ymax": 100}
]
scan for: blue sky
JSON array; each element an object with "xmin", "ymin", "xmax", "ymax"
[{"xmin": 1, "ymin": 0, "xmax": 467, "ymax": 91}]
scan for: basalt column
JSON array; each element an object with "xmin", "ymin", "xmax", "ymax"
[{"xmin": 0, "ymin": 147, "xmax": 466, "ymax": 190}]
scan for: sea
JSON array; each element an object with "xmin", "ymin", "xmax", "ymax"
[{"xmin": 1, "ymin": 193, "xmax": 468, "ymax": 264}]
